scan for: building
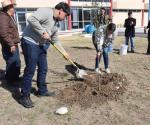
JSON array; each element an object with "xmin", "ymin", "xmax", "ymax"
[
  {"xmin": 113, "ymin": 0, "xmax": 149, "ymax": 27},
  {"xmin": 0, "ymin": 0, "xmax": 111, "ymax": 33},
  {"xmin": 0, "ymin": 0, "xmax": 149, "ymax": 33}
]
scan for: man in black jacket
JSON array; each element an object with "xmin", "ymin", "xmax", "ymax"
[
  {"xmin": 124, "ymin": 11, "xmax": 136, "ymax": 53},
  {"xmin": 146, "ymin": 21, "xmax": 150, "ymax": 54}
]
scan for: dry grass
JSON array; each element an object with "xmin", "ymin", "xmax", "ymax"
[{"xmin": 0, "ymin": 35, "xmax": 150, "ymax": 125}]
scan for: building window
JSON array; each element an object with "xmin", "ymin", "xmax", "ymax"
[
  {"xmin": 71, "ymin": 0, "xmax": 110, "ymax": 2},
  {"xmin": 15, "ymin": 8, "xmax": 37, "ymax": 33},
  {"xmin": 83, "ymin": 9, "xmax": 91, "ymax": 21},
  {"xmin": 71, "ymin": 8, "xmax": 79, "ymax": 28},
  {"xmin": 83, "ymin": 9, "xmax": 91, "ymax": 26},
  {"xmin": 95, "ymin": 0, "xmax": 110, "ymax": 2},
  {"xmin": 79, "ymin": 0, "xmax": 92, "ymax": 1},
  {"xmin": 16, "ymin": 12, "xmax": 27, "ymax": 33},
  {"xmin": 59, "ymin": 17, "xmax": 68, "ymax": 30}
]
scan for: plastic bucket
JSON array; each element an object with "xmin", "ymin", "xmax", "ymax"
[
  {"xmin": 120, "ymin": 44, "xmax": 128, "ymax": 55},
  {"xmin": 84, "ymin": 25, "xmax": 89, "ymax": 33}
]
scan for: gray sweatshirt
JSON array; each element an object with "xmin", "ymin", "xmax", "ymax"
[{"xmin": 22, "ymin": 7, "xmax": 59, "ymax": 45}]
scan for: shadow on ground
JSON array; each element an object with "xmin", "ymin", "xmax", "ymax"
[
  {"xmin": 71, "ymin": 46, "xmax": 94, "ymax": 50},
  {"xmin": 0, "ymin": 69, "xmax": 37, "ymax": 104},
  {"xmin": 0, "ymin": 79, "xmax": 21, "ymax": 102},
  {"xmin": 113, "ymin": 48, "xmax": 148, "ymax": 55},
  {"xmin": 133, "ymin": 51, "xmax": 148, "ymax": 55},
  {"xmin": 65, "ymin": 62, "xmax": 94, "ymax": 81},
  {"xmin": 113, "ymin": 48, "xmax": 120, "ymax": 54}
]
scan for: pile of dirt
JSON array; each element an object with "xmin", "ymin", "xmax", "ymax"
[{"xmin": 57, "ymin": 73, "xmax": 128, "ymax": 108}]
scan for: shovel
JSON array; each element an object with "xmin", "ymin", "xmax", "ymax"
[{"xmin": 50, "ymin": 42, "xmax": 87, "ymax": 79}]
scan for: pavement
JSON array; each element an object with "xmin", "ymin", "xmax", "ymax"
[
  {"xmin": 116, "ymin": 27, "xmax": 147, "ymax": 38},
  {"xmin": 59, "ymin": 27, "xmax": 148, "ymax": 38}
]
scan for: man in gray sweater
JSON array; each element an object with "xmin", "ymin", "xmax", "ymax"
[{"xmin": 19, "ymin": 2, "xmax": 70, "ymax": 108}]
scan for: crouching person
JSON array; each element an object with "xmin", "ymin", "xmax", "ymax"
[
  {"xmin": 92, "ymin": 23, "xmax": 116, "ymax": 74},
  {"xmin": 19, "ymin": 2, "xmax": 70, "ymax": 108}
]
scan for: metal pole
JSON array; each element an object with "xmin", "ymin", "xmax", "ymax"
[
  {"xmin": 68, "ymin": 0, "xmax": 72, "ymax": 30},
  {"xmin": 109, "ymin": 0, "xmax": 113, "ymax": 18},
  {"xmin": 149, "ymin": 0, "xmax": 150, "ymax": 21},
  {"xmin": 141, "ymin": 0, "xmax": 145, "ymax": 26}
]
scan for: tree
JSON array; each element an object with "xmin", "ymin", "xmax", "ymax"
[{"xmin": 92, "ymin": 0, "xmax": 103, "ymax": 28}]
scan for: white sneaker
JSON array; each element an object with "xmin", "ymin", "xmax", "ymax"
[
  {"xmin": 95, "ymin": 68, "xmax": 101, "ymax": 74},
  {"xmin": 105, "ymin": 68, "xmax": 111, "ymax": 73}
]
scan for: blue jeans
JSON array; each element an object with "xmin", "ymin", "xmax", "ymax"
[
  {"xmin": 125, "ymin": 36, "xmax": 134, "ymax": 49},
  {"xmin": 21, "ymin": 38, "xmax": 50, "ymax": 97},
  {"xmin": 2, "ymin": 45, "xmax": 21, "ymax": 82},
  {"xmin": 95, "ymin": 46, "xmax": 109, "ymax": 70}
]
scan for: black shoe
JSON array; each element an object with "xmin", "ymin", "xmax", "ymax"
[
  {"xmin": 146, "ymin": 52, "xmax": 150, "ymax": 55},
  {"xmin": 37, "ymin": 91, "xmax": 55, "ymax": 97},
  {"xmin": 19, "ymin": 96, "xmax": 34, "ymax": 108},
  {"xmin": 131, "ymin": 49, "xmax": 135, "ymax": 53}
]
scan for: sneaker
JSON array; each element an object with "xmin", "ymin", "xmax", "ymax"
[
  {"xmin": 95, "ymin": 68, "xmax": 101, "ymax": 74},
  {"xmin": 37, "ymin": 91, "xmax": 55, "ymax": 97},
  {"xmin": 19, "ymin": 96, "xmax": 34, "ymax": 108},
  {"xmin": 105, "ymin": 68, "xmax": 111, "ymax": 73}
]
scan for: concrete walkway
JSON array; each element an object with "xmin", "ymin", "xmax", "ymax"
[{"xmin": 59, "ymin": 27, "xmax": 148, "ymax": 38}]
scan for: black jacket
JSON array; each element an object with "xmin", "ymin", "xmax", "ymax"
[
  {"xmin": 124, "ymin": 17, "xmax": 136, "ymax": 37},
  {"xmin": 147, "ymin": 21, "xmax": 150, "ymax": 35}
]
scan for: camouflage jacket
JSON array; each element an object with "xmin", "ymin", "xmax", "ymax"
[
  {"xmin": 93, "ymin": 14, "xmax": 110, "ymax": 28},
  {"xmin": 93, "ymin": 25, "xmax": 113, "ymax": 51}
]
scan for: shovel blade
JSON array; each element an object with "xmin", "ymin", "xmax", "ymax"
[{"xmin": 75, "ymin": 69, "xmax": 87, "ymax": 79}]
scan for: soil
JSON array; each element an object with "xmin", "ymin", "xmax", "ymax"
[
  {"xmin": 0, "ymin": 36, "xmax": 150, "ymax": 125},
  {"xmin": 57, "ymin": 72, "xmax": 128, "ymax": 108}
]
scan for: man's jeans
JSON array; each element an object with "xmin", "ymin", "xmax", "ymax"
[
  {"xmin": 125, "ymin": 36, "xmax": 134, "ymax": 50},
  {"xmin": 2, "ymin": 45, "xmax": 21, "ymax": 82},
  {"xmin": 21, "ymin": 38, "xmax": 50, "ymax": 97},
  {"xmin": 95, "ymin": 46, "xmax": 110, "ymax": 70}
]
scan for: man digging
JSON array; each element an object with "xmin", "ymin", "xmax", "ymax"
[{"xmin": 19, "ymin": 2, "xmax": 71, "ymax": 108}]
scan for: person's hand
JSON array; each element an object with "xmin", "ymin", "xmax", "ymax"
[
  {"xmin": 144, "ymin": 26, "xmax": 147, "ymax": 34},
  {"xmin": 130, "ymin": 21, "xmax": 134, "ymax": 25},
  {"xmin": 10, "ymin": 46, "xmax": 16, "ymax": 53},
  {"xmin": 42, "ymin": 32, "xmax": 51, "ymax": 40}
]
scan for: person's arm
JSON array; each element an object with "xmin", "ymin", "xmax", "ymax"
[
  {"xmin": 0, "ymin": 15, "xmax": 15, "ymax": 47},
  {"xmin": 124, "ymin": 19, "xmax": 127, "ymax": 28},
  {"xmin": 147, "ymin": 21, "xmax": 150, "ymax": 29},
  {"xmin": 27, "ymin": 8, "xmax": 51, "ymax": 37},
  {"xmin": 50, "ymin": 31, "xmax": 70, "ymax": 59},
  {"xmin": 132, "ymin": 18, "xmax": 136, "ymax": 27}
]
